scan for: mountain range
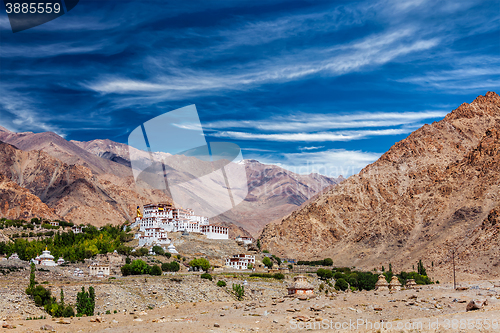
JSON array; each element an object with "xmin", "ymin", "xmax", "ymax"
[
  {"xmin": 260, "ymin": 91, "xmax": 500, "ymax": 279},
  {"xmin": 0, "ymin": 127, "xmax": 341, "ymax": 237}
]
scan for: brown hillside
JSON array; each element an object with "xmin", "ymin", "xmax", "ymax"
[
  {"xmin": 0, "ymin": 141, "xmax": 172, "ymax": 227},
  {"xmin": 260, "ymin": 92, "xmax": 500, "ymax": 279}
]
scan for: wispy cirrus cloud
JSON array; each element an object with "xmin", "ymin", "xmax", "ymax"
[
  {"xmin": 86, "ymin": 28, "xmax": 439, "ymax": 98},
  {"xmin": 254, "ymin": 149, "xmax": 382, "ymax": 177},
  {"xmin": 212, "ymin": 128, "xmax": 412, "ymax": 142},
  {"xmin": 203, "ymin": 111, "xmax": 448, "ymax": 132}
]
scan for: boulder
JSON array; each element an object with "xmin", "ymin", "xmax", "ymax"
[{"xmin": 466, "ymin": 299, "xmax": 488, "ymax": 311}]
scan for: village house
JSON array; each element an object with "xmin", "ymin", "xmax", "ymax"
[
  {"xmin": 235, "ymin": 236, "xmax": 254, "ymax": 245},
  {"xmin": 49, "ymin": 221, "xmax": 59, "ymax": 227},
  {"xmin": 89, "ymin": 263, "xmax": 110, "ymax": 278},
  {"xmin": 72, "ymin": 225, "xmax": 83, "ymax": 234},
  {"xmin": 225, "ymin": 254, "xmax": 255, "ymax": 270}
]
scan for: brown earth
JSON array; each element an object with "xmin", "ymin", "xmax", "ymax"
[
  {"xmin": 0, "ymin": 265, "xmax": 499, "ymax": 333},
  {"xmin": 260, "ymin": 92, "xmax": 500, "ymax": 278}
]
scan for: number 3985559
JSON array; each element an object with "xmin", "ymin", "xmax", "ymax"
[{"xmin": 5, "ymin": 3, "xmax": 61, "ymax": 14}]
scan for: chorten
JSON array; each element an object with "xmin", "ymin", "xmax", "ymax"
[
  {"xmin": 375, "ymin": 275, "xmax": 389, "ymax": 291},
  {"xmin": 287, "ymin": 275, "xmax": 314, "ymax": 296},
  {"xmin": 39, "ymin": 247, "xmax": 57, "ymax": 266},
  {"xmin": 405, "ymin": 279, "xmax": 417, "ymax": 289},
  {"xmin": 167, "ymin": 243, "xmax": 178, "ymax": 254},
  {"xmin": 389, "ymin": 276, "xmax": 401, "ymax": 291}
]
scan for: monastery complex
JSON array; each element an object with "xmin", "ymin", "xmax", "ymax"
[{"xmin": 130, "ymin": 203, "xmax": 229, "ymax": 246}]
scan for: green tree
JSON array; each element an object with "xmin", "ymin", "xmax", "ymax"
[
  {"xmin": 323, "ymin": 258, "xmax": 333, "ymax": 266},
  {"xmin": 217, "ymin": 280, "xmax": 226, "ymax": 287},
  {"xmin": 317, "ymin": 268, "xmax": 333, "ymax": 280},
  {"xmin": 233, "ymin": 284, "xmax": 244, "ymax": 301},
  {"xmin": 262, "ymin": 257, "xmax": 273, "ymax": 269},
  {"xmin": 131, "ymin": 259, "xmax": 150, "ymax": 275},
  {"xmin": 161, "ymin": 261, "xmax": 180, "ymax": 272},
  {"xmin": 150, "ymin": 265, "xmax": 162, "ymax": 276},
  {"xmin": 152, "ymin": 245, "xmax": 165, "ymax": 256},
  {"xmin": 189, "ymin": 258, "xmax": 210, "ymax": 272},
  {"xmin": 335, "ymin": 278, "xmax": 348, "ymax": 291},
  {"xmin": 417, "ymin": 260, "xmax": 427, "ymax": 276},
  {"xmin": 60, "ymin": 288, "xmax": 65, "ymax": 307},
  {"xmin": 26, "ymin": 262, "xmax": 36, "ymax": 295},
  {"xmin": 76, "ymin": 287, "xmax": 95, "ymax": 316},
  {"xmin": 256, "ymin": 239, "xmax": 261, "ymax": 250}
]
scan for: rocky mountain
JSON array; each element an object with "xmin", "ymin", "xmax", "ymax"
[
  {"xmin": 0, "ymin": 130, "xmax": 340, "ymax": 237},
  {"xmin": 0, "ymin": 140, "xmax": 173, "ymax": 227},
  {"xmin": 260, "ymin": 92, "xmax": 500, "ymax": 278},
  {"xmin": 0, "ymin": 129, "xmax": 130, "ymax": 178},
  {"xmin": 210, "ymin": 160, "xmax": 343, "ymax": 236},
  {"xmin": 0, "ymin": 167, "xmax": 58, "ymax": 221},
  {"xmin": 71, "ymin": 139, "xmax": 343, "ymax": 236}
]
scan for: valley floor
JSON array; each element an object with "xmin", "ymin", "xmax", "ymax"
[{"xmin": 0, "ymin": 270, "xmax": 499, "ymax": 332}]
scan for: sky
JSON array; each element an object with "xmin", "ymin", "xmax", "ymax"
[{"xmin": 0, "ymin": 0, "xmax": 499, "ymax": 178}]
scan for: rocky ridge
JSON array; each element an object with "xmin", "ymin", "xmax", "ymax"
[{"xmin": 260, "ymin": 92, "xmax": 500, "ymax": 278}]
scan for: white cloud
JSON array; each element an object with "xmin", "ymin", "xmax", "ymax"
[
  {"xmin": 212, "ymin": 128, "xmax": 411, "ymax": 142},
  {"xmin": 203, "ymin": 110, "xmax": 447, "ymax": 131},
  {"xmin": 257, "ymin": 149, "xmax": 382, "ymax": 177},
  {"xmin": 86, "ymin": 28, "xmax": 439, "ymax": 99},
  {"xmin": 0, "ymin": 87, "xmax": 62, "ymax": 135},
  {"xmin": 0, "ymin": 42, "xmax": 107, "ymax": 58}
]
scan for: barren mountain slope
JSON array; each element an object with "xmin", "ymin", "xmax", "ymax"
[
  {"xmin": 0, "ymin": 130, "xmax": 131, "ymax": 178},
  {"xmin": 260, "ymin": 92, "xmax": 500, "ymax": 277},
  {"xmin": 0, "ymin": 172, "xmax": 58, "ymax": 220},
  {"xmin": 211, "ymin": 160, "xmax": 343, "ymax": 236},
  {"xmin": 0, "ymin": 141, "xmax": 172, "ymax": 227}
]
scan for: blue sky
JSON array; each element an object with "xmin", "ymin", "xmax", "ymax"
[{"xmin": 0, "ymin": 0, "xmax": 499, "ymax": 177}]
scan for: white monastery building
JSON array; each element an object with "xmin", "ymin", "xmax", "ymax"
[
  {"xmin": 225, "ymin": 254, "xmax": 255, "ymax": 270},
  {"xmin": 236, "ymin": 236, "xmax": 254, "ymax": 245},
  {"xmin": 131, "ymin": 204, "xmax": 228, "ymax": 246},
  {"xmin": 89, "ymin": 263, "xmax": 110, "ymax": 278}
]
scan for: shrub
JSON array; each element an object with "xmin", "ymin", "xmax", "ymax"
[
  {"xmin": 317, "ymin": 268, "xmax": 333, "ymax": 280},
  {"xmin": 334, "ymin": 278, "xmax": 348, "ymax": 291},
  {"xmin": 262, "ymin": 257, "xmax": 273, "ymax": 268},
  {"xmin": 249, "ymin": 273, "xmax": 284, "ymax": 280},
  {"xmin": 150, "ymin": 265, "xmax": 162, "ymax": 276},
  {"xmin": 189, "ymin": 258, "xmax": 210, "ymax": 272},
  {"xmin": 217, "ymin": 280, "xmax": 226, "ymax": 287},
  {"xmin": 201, "ymin": 273, "xmax": 212, "ymax": 281},
  {"xmin": 125, "ymin": 257, "xmax": 131, "ymax": 265},
  {"xmin": 161, "ymin": 261, "xmax": 180, "ymax": 272}
]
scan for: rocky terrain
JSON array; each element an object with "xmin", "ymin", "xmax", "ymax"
[
  {"xmin": 0, "ymin": 140, "xmax": 172, "ymax": 227},
  {"xmin": 260, "ymin": 92, "xmax": 500, "ymax": 278},
  {"xmin": 0, "ymin": 262, "xmax": 499, "ymax": 332}
]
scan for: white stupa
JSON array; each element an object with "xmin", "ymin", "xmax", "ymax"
[
  {"xmin": 167, "ymin": 243, "xmax": 178, "ymax": 254},
  {"xmin": 39, "ymin": 247, "xmax": 57, "ymax": 266}
]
